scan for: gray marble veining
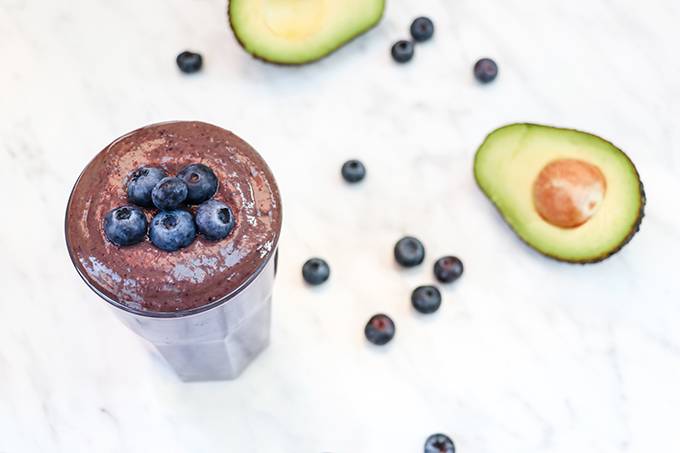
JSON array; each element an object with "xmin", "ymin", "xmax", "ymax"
[{"xmin": 1, "ymin": 0, "xmax": 680, "ymax": 451}]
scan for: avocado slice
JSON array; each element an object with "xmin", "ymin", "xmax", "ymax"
[
  {"xmin": 228, "ymin": 0, "xmax": 385, "ymax": 65},
  {"xmin": 474, "ymin": 123, "xmax": 645, "ymax": 263}
]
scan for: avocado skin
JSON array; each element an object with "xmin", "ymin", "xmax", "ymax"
[
  {"xmin": 227, "ymin": 0, "xmax": 385, "ymax": 66},
  {"xmin": 474, "ymin": 123, "xmax": 645, "ymax": 264}
]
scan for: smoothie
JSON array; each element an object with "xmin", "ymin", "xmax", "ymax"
[{"xmin": 66, "ymin": 121, "xmax": 282, "ymax": 314}]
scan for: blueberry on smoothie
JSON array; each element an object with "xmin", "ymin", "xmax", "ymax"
[
  {"xmin": 152, "ymin": 177, "xmax": 188, "ymax": 210},
  {"xmin": 127, "ymin": 166, "xmax": 166, "ymax": 207},
  {"xmin": 104, "ymin": 206, "xmax": 148, "ymax": 247},
  {"xmin": 149, "ymin": 210, "xmax": 196, "ymax": 252},
  {"xmin": 196, "ymin": 200, "xmax": 235, "ymax": 241},
  {"xmin": 177, "ymin": 163, "xmax": 218, "ymax": 204}
]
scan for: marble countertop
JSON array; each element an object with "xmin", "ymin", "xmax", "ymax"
[{"xmin": 2, "ymin": 0, "xmax": 680, "ymax": 451}]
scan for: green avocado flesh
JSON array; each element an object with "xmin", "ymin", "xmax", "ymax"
[
  {"xmin": 474, "ymin": 123, "xmax": 645, "ymax": 263},
  {"xmin": 228, "ymin": 0, "xmax": 385, "ymax": 65}
]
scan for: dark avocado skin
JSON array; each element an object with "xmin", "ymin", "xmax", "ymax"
[
  {"xmin": 474, "ymin": 123, "xmax": 646, "ymax": 264},
  {"xmin": 227, "ymin": 1, "xmax": 384, "ymax": 66}
]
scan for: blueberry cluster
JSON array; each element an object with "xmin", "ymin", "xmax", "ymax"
[
  {"xmin": 302, "ymin": 241, "xmax": 463, "ymax": 347},
  {"xmin": 300, "ymin": 237, "xmax": 462, "ymax": 450},
  {"xmin": 358, "ymin": 237, "xmax": 464, "ymax": 345},
  {"xmin": 103, "ymin": 163, "xmax": 235, "ymax": 252},
  {"xmin": 391, "ymin": 17, "xmax": 434, "ymax": 63},
  {"xmin": 393, "ymin": 236, "xmax": 464, "ymax": 315},
  {"xmin": 301, "ymin": 163, "xmax": 465, "ymax": 348},
  {"xmin": 388, "ymin": 16, "xmax": 499, "ymax": 85}
]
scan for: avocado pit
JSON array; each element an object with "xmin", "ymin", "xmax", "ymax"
[{"xmin": 533, "ymin": 158, "xmax": 606, "ymax": 228}]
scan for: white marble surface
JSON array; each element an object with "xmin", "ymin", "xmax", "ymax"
[{"xmin": 2, "ymin": 0, "xmax": 680, "ymax": 451}]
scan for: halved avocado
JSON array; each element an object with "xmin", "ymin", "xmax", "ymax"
[
  {"xmin": 228, "ymin": 0, "xmax": 385, "ymax": 65},
  {"xmin": 474, "ymin": 123, "xmax": 645, "ymax": 263}
]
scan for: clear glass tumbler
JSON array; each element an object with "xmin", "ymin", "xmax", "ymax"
[{"xmin": 65, "ymin": 121, "xmax": 281, "ymax": 382}]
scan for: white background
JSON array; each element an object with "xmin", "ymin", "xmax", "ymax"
[{"xmin": 1, "ymin": 0, "xmax": 680, "ymax": 452}]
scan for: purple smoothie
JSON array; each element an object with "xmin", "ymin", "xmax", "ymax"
[{"xmin": 65, "ymin": 121, "xmax": 282, "ymax": 314}]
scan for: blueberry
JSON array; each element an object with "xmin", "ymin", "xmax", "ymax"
[
  {"xmin": 411, "ymin": 285, "xmax": 442, "ymax": 314},
  {"xmin": 151, "ymin": 177, "xmax": 188, "ymax": 210},
  {"xmin": 177, "ymin": 163, "xmax": 218, "ymax": 204},
  {"xmin": 424, "ymin": 433, "xmax": 455, "ymax": 453},
  {"xmin": 176, "ymin": 51, "xmax": 203, "ymax": 74},
  {"xmin": 302, "ymin": 258, "xmax": 330, "ymax": 285},
  {"xmin": 103, "ymin": 206, "xmax": 148, "ymax": 247},
  {"xmin": 341, "ymin": 159, "xmax": 366, "ymax": 183},
  {"xmin": 196, "ymin": 200, "xmax": 235, "ymax": 241},
  {"xmin": 391, "ymin": 40, "xmax": 414, "ymax": 63},
  {"xmin": 410, "ymin": 17, "xmax": 434, "ymax": 42},
  {"xmin": 149, "ymin": 210, "xmax": 196, "ymax": 252},
  {"xmin": 127, "ymin": 166, "xmax": 166, "ymax": 207},
  {"xmin": 474, "ymin": 57, "xmax": 498, "ymax": 83},
  {"xmin": 434, "ymin": 256, "xmax": 464, "ymax": 283},
  {"xmin": 394, "ymin": 236, "xmax": 425, "ymax": 267},
  {"xmin": 364, "ymin": 314, "xmax": 395, "ymax": 346}
]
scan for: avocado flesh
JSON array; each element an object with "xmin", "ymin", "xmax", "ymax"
[
  {"xmin": 474, "ymin": 124, "xmax": 645, "ymax": 263},
  {"xmin": 228, "ymin": 0, "xmax": 385, "ymax": 65}
]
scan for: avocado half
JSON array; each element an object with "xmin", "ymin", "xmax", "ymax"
[
  {"xmin": 474, "ymin": 123, "xmax": 645, "ymax": 263},
  {"xmin": 228, "ymin": 0, "xmax": 385, "ymax": 65}
]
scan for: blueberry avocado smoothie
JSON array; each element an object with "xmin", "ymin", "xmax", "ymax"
[{"xmin": 65, "ymin": 121, "xmax": 282, "ymax": 314}]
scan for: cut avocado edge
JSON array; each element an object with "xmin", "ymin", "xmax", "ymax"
[
  {"xmin": 474, "ymin": 123, "xmax": 645, "ymax": 264},
  {"xmin": 227, "ymin": 0, "xmax": 386, "ymax": 65}
]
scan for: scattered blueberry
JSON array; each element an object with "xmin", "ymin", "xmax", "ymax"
[
  {"xmin": 391, "ymin": 40, "xmax": 414, "ymax": 63},
  {"xmin": 434, "ymin": 256, "xmax": 464, "ymax": 283},
  {"xmin": 410, "ymin": 17, "xmax": 434, "ymax": 42},
  {"xmin": 176, "ymin": 51, "xmax": 203, "ymax": 74},
  {"xmin": 302, "ymin": 258, "xmax": 330, "ymax": 285},
  {"xmin": 103, "ymin": 206, "xmax": 148, "ymax": 247},
  {"xmin": 177, "ymin": 163, "xmax": 218, "ymax": 204},
  {"xmin": 341, "ymin": 159, "xmax": 366, "ymax": 183},
  {"xmin": 196, "ymin": 200, "xmax": 235, "ymax": 241},
  {"xmin": 127, "ymin": 166, "xmax": 166, "ymax": 207},
  {"xmin": 411, "ymin": 285, "xmax": 442, "ymax": 314},
  {"xmin": 424, "ymin": 433, "xmax": 455, "ymax": 453},
  {"xmin": 394, "ymin": 236, "xmax": 425, "ymax": 267},
  {"xmin": 152, "ymin": 177, "xmax": 188, "ymax": 210},
  {"xmin": 474, "ymin": 57, "xmax": 498, "ymax": 83},
  {"xmin": 364, "ymin": 314, "xmax": 396, "ymax": 346},
  {"xmin": 149, "ymin": 210, "xmax": 196, "ymax": 252}
]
